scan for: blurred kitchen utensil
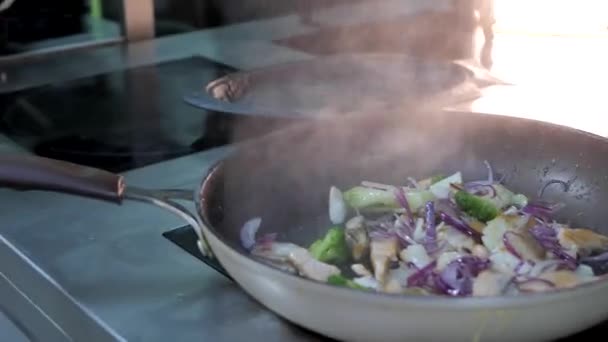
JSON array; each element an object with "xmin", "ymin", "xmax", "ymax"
[{"xmin": 184, "ymin": 53, "xmax": 508, "ymax": 118}]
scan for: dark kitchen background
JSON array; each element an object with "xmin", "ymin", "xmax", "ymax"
[
  {"xmin": 1, "ymin": 0, "xmax": 491, "ymax": 63},
  {"xmin": 0, "ymin": 0, "xmax": 499, "ymax": 172},
  {"xmin": 1, "ymin": 0, "xmax": 604, "ymax": 141}
]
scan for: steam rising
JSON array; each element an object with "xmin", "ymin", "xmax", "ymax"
[
  {"xmin": 216, "ymin": 102, "xmax": 607, "ymax": 250},
  {"xmin": 206, "ymin": 1, "xmax": 500, "ymax": 119},
  {"xmin": 206, "ymin": 53, "xmax": 503, "ymax": 119},
  {"xmin": 207, "ymin": 1, "xmax": 513, "ymax": 242},
  {"xmin": 221, "ymin": 108, "xmax": 485, "ymax": 246}
]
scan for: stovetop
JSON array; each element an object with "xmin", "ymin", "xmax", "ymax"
[{"xmin": 0, "ymin": 56, "xmax": 296, "ymax": 172}]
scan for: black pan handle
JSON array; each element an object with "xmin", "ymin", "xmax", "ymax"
[
  {"xmin": 0, "ymin": 154, "xmax": 213, "ymax": 257},
  {"xmin": 0, "ymin": 154, "xmax": 125, "ymax": 203}
]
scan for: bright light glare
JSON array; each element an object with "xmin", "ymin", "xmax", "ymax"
[
  {"xmin": 472, "ymin": 0, "xmax": 608, "ymax": 136},
  {"xmin": 494, "ymin": 0, "xmax": 608, "ymax": 36}
]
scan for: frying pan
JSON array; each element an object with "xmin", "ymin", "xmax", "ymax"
[
  {"xmin": 185, "ymin": 53, "xmax": 506, "ymax": 118},
  {"xmin": 2, "ymin": 109, "xmax": 608, "ymax": 342}
]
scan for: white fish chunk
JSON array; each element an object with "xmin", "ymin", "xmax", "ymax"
[
  {"xmin": 502, "ymin": 214, "xmax": 534, "ymax": 232},
  {"xmin": 253, "ymin": 243, "xmax": 340, "ymax": 282},
  {"xmin": 489, "ymin": 251, "xmax": 521, "ymax": 275},
  {"xmin": 383, "ymin": 279, "xmax": 403, "ymax": 294},
  {"xmin": 353, "ymin": 276, "xmax": 379, "ymax": 290},
  {"xmin": 351, "ymin": 264, "xmax": 372, "ymax": 277},
  {"xmin": 482, "ymin": 216, "xmax": 510, "ymax": 252},
  {"xmin": 516, "ymin": 261, "xmax": 534, "ymax": 275},
  {"xmin": 503, "ymin": 230, "xmax": 544, "ymax": 262},
  {"xmin": 539, "ymin": 270, "xmax": 581, "ymax": 289},
  {"xmin": 574, "ymin": 264, "xmax": 597, "ymax": 283},
  {"xmin": 345, "ymin": 215, "xmax": 370, "ymax": 261},
  {"xmin": 387, "ymin": 264, "xmax": 415, "ymax": 285},
  {"xmin": 292, "ymin": 249, "xmax": 341, "ymax": 282},
  {"xmin": 380, "ymin": 265, "xmax": 415, "ymax": 293},
  {"xmin": 436, "ymin": 222, "xmax": 456, "ymax": 252},
  {"xmin": 472, "ymin": 244, "xmax": 490, "ymax": 259},
  {"xmin": 400, "ymin": 244, "xmax": 432, "ymax": 269},
  {"xmin": 443, "ymin": 226, "xmax": 475, "ymax": 252},
  {"xmin": 429, "ymin": 172, "xmax": 462, "ymax": 199},
  {"xmin": 413, "ymin": 217, "xmax": 426, "ymax": 241},
  {"xmin": 528, "ymin": 260, "xmax": 560, "ymax": 278},
  {"xmin": 371, "ymin": 238, "xmax": 399, "ymax": 284},
  {"xmin": 481, "ymin": 215, "xmax": 540, "ymax": 253},
  {"xmin": 518, "ymin": 279, "xmax": 556, "ymax": 293},
  {"xmin": 473, "ymin": 270, "xmax": 512, "ymax": 296},
  {"xmin": 557, "ymin": 227, "xmax": 608, "ymax": 256}
]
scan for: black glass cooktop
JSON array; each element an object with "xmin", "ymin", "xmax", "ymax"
[
  {"xmin": 0, "ymin": 56, "xmax": 296, "ymax": 172},
  {"xmin": 163, "ymin": 225, "xmax": 232, "ymax": 280}
]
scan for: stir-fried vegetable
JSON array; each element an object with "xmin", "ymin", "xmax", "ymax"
[
  {"xmin": 429, "ymin": 172, "xmax": 462, "ymax": 199},
  {"xmin": 328, "ymin": 186, "xmax": 347, "ymax": 224},
  {"xmin": 309, "ymin": 227, "xmax": 350, "ymax": 264},
  {"xmin": 342, "ymin": 186, "xmax": 434, "ymax": 211},
  {"xmin": 454, "ymin": 190, "xmax": 499, "ymax": 222},
  {"xmin": 430, "ymin": 174, "xmax": 446, "ymax": 185},
  {"xmin": 241, "ymin": 161, "xmax": 608, "ymax": 297}
]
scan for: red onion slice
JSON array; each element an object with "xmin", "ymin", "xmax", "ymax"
[
  {"xmin": 522, "ymin": 201, "xmax": 565, "ymax": 220},
  {"xmin": 465, "ymin": 161, "xmax": 496, "ymax": 187},
  {"xmin": 369, "ymin": 230, "xmax": 396, "ymax": 240},
  {"xmin": 407, "ymin": 261, "xmax": 437, "ymax": 287},
  {"xmin": 394, "ymin": 223, "xmax": 416, "ymax": 246},
  {"xmin": 434, "ymin": 267, "xmax": 467, "ymax": 296},
  {"xmin": 465, "ymin": 183, "xmax": 497, "ymax": 198},
  {"xmin": 395, "ymin": 187, "xmax": 415, "ymax": 226},
  {"xmin": 256, "ymin": 233, "xmax": 278, "ymax": 248},
  {"xmin": 424, "ymin": 201, "xmax": 437, "ymax": 250},
  {"xmin": 439, "ymin": 212, "xmax": 482, "ymax": 241},
  {"xmin": 503, "ymin": 231, "xmax": 526, "ymax": 260},
  {"xmin": 530, "ymin": 224, "xmax": 577, "ymax": 269},
  {"xmin": 434, "ymin": 198, "xmax": 460, "ymax": 219},
  {"xmin": 434, "ymin": 256, "xmax": 490, "ymax": 297},
  {"xmin": 484, "ymin": 160, "xmax": 494, "ymax": 184},
  {"xmin": 240, "ymin": 217, "xmax": 262, "ymax": 250},
  {"xmin": 407, "ymin": 177, "xmax": 420, "ymax": 190},
  {"xmin": 514, "ymin": 261, "xmax": 525, "ymax": 274}
]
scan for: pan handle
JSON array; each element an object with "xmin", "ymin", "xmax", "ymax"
[
  {"xmin": 124, "ymin": 187, "xmax": 211, "ymax": 256},
  {"xmin": 0, "ymin": 154, "xmax": 125, "ymax": 202},
  {"xmin": 0, "ymin": 155, "xmax": 212, "ymax": 256}
]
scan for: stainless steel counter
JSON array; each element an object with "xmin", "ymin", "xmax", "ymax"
[
  {"xmin": 0, "ymin": 310, "xmax": 29, "ymax": 342},
  {"xmin": 1, "ymin": 146, "xmax": 324, "ymax": 342}
]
